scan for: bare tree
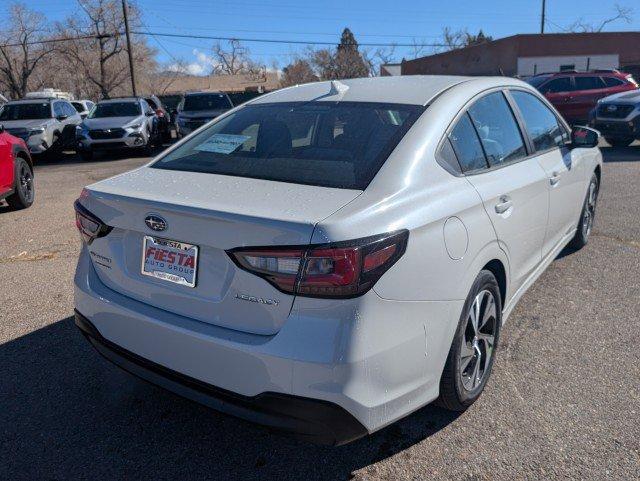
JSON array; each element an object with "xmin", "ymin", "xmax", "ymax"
[
  {"xmin": 566, "ymin": 4, "xmax": 633, "ymax": 32},
  {"xmin": 436, "ymin": 27, "xmax": 493, "ymax": 53},
  {"xmin": 363, "ymin": 45, "xmax": 396, "ymax": 76},
  {"xmin": 212, "ymin": 39, "xmax": 261, "ymax": 75},
  {"xmin": 0, "ymin": 3, "xmax": 53, "ymax": 99},
  {"xmin": 58, "ymin": 0, "xmax": 130, "ymax": 98}
]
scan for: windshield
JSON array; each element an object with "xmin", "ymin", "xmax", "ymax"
[
  {"xmin": 0, "ymin": 103, "xmax": 51, "ymax": 121},
  {"xmin": 72, "ymin": 102, "xmax": 85, "ymax": 112},
  {"xmin": 89, "ymin": 102, "xmax": 141, "ymax": 118},
  {"xmin": 152, "ymin": 101, "xmax": 424, "ymax": 190},
  {"xmin": 183, "ymin": 94, "xmax": 232, "ymax": 111}
]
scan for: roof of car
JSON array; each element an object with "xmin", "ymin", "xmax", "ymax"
[
  {"xmin": 99, "ymin": 97, "xmax": 141, "ymax": 103},
  {"xmin": 249, "ymin": 76, "xmax": 476, "ymax": 106},
  {"xmin": 8, "ymin": 98, "xmax": 55, "ymax": 104},
  {"xmin": 184, "ymin": 91, "xmax": 226, "ymax": 96}
]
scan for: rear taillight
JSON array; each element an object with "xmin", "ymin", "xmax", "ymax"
[
  {"xmin": 74, "ymin": 199, "xmax": 112, "ymax": 244},
  {"xmin": 156, "ymin": 109, "xmax": 165, "ymax": 117},
  {"xmin": 228, "ymin": 230, "xmax": 408, "ymax": 298}
]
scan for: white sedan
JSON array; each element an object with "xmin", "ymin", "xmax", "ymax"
[{"xmin": 73, "ymin": 75, "xmax": 601, "ymax": 445}]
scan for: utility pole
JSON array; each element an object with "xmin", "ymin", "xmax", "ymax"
[
  {"xmin": 122, "ymin": 0, "xmax": 137, "ymax": 96},
  {"xmin": 540, "ymin": 0, "xmax": 546, "ymax": 34}
]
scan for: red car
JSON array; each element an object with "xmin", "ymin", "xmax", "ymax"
[
  {"xmin": 0, "ymin": 126, "xmax": 34, "ymax": 210},
  {"xmin": 527, "ymin": 70, "xmax": 638, "ymax": 125}
]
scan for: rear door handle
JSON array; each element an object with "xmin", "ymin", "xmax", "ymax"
[
  {"xmin": 550, "ymin": 172, "xmax": 561, "ymax": 186},
  {"xmin": 494, "ymin": 195, "xmax": 512, "ymax": 214}
]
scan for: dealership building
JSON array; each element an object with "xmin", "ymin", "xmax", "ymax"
[{"xmin": 395, "ymin": 32, "xmax": 640, "ymax": 78}]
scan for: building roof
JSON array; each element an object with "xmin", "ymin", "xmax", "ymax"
[
  {"xmin": 402, "ymin": 31, "xmax": 640, "ymax": 76},
  {"xmin": 154, "ymin": 71, "xmax": 281, "ymax": 95},
  {"xmin": 249, "ymin": 75, "xmax": 474, "ymax": 106}
]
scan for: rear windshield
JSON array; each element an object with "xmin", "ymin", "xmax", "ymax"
[
  {"xmin": 89, "ymin": 102, "xmax": 141, "ymax": 118},
  {"xmin": 526, "ymin": 75, "xmax": 552, "ymax": 88},
  {"xmin": 152, "ymin": 101, "xmax": 425, "ymax": 190},
  {"xmin": 183, "ymin": 94, "xmax": 232, "ymax": 111},
  {"xmin": 0, "ymin": 103, "xmax": 51, "ymax": 120}
]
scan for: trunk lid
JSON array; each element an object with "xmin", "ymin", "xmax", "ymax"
[{"xmin": 82, "ymin": 166, "xmax": 360, "ymax": 335}]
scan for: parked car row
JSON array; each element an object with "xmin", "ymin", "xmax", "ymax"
[
  {"xmin": 526, "ymin": 69, "xmax": 639, "ymax": 140},
  {"xmin": 0, "ymin": 91, "xmax": 236, "ymax": 160}
]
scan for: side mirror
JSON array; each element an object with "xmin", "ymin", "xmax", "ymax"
[
  {"xmin": 56, "ymin": 114, "xmax": 68, "ymax": 121},
  {"xmin": 571, "ymin": 126, "xmax": 599, "ymax": 148}
]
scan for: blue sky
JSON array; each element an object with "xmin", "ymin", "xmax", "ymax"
[{"xmin": 17, "ymin": 0, "xmax": 640, "ymax": 73}]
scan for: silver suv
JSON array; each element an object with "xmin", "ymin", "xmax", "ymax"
[
  {"xmin": 76, "ymin": 97, "xmax": 158, "ymax": 160},
  {"xmin": 176, "ymin": 92, "xmax": 233, "ymax": 137},
  {"xmin": 592, "ymin": 89, "xmax": 640, "ymax": 147},
  {"xmin": 0, "ymin": 98, "xmax": 82, "ymax": 155}
]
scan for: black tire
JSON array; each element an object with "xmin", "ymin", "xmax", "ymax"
[
  {"xmin": 79, "ymin": 149, "xmax": 93, "ymax": 161},
  {"xmin": 6, "ymin": 157, "xmax": 35, "ymax": 210},
  {"xmin": 438, "ymin": 270, "xmax": 502, "ymax": 411},
  {"xmin": 605, "ymin": 137, "xmax": 633, "ymax": 147},
  {"xmin": 568, "ymin": 172, "xmax": 599, "ymax": 250}
]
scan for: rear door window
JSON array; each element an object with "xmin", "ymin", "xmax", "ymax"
[
  {"xmin": 574, "ymin": 76, "xmax": 606, "ymax": 91},
  {"xmin": 511, "ymin": 91, "xmax": 566, "ymax": 152},
  {"xmin": 152, "ymin": 101, "xmax": 424, "ymax": 190},
  {"xmin": 467, "ymin": 92, "xmax": 527, "ymax": 166}
]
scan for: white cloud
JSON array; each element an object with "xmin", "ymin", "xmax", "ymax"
[{"xmin": 166, "ymin": 49, "xmax": 217, "ymax": 76}]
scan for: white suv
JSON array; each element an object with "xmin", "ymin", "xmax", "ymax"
[
  {"xmin": 76, "ymin": 97, "xmax": 158, "ymax": 160},
  {"xmin": 0, "ymin": 98, "xmax": 82, "ymax": 155},
  {"xmin": 74, "ymin": 76, "xmax": 602, "ymax": 445}
]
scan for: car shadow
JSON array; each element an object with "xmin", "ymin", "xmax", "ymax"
[
  {"xmin": 1, "ymin": 316, "xmax": 461, "ymax": 480},
  {"xmin": 600, "ymin": 144, "xmax": 640, "ymax": 163}
]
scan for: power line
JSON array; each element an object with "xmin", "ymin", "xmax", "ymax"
[
  {"xmin": 0, "ymin": 30, "xmax": 450, "ymax": 49},
  {"xmin": 131, "ymin": 30, "xmax": 450, "ymax": 48}
]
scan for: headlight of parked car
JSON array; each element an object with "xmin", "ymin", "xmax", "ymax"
[
  {"xmin": 126, "ymin": 123, "xmax": 143, "ymax": 130},
  {"xmin": 28, "ymin": 127, "xmax": 45, "ymax": 137}
]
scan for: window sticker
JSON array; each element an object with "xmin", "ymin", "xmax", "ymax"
[{"xmin": 194, "ymin": 134, "xmax": 251, "ymax": 154}]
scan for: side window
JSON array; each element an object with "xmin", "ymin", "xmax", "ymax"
[
  {"xmin": 511, "ymin": 91, "xmax": 566, "ymax": 152},
  {"xmin": 448, "ymin": 113, "xmax": 487, "ymax": 173},
  {"xmin": 53, "ymin": 102, "xmax": 64, "ymax": 118},
  {"xmin": 437, "ymin": 137, "xmax": 462, "ymax": 175},
  {"xmin": 467, "ymin": 92, "xmax": 527, "ymax": 166},
  {"xmin": 574, "ymin": 76, "xmax": 605, "ymax": 91},
  {"xmin": 602, "ymin": 76, "xmax": 624, "ymax": 87},
  {"xmin": 63, "ymin": 102, "xmax": 77, "ymax": 116},
  {"xmin": 542, "ymin": 77, "xmax": 572, "ymax": 94}
]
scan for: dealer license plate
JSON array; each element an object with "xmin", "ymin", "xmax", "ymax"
[{"xmin": 141, "ymin": 236, "xmax": 198, "ymax": 287}]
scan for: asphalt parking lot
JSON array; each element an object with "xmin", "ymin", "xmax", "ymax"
[{"xmin": 1, "ymin": 144, "xmax": 639, "ymax": 481}]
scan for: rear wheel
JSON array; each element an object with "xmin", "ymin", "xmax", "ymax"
[
  {"xmin": 6, "ymin": 157, "xmax": 35, "ymax": 210},
  {"xmin": 568, "ymin": 173, "xmax": 599, "ymax": 250},
  {"xmin": 438, "ymin": 270, "xmax": 501, "ymax": 411},
  {"xmin": 605, "ymin": 137, "xmax": 633, "ymax": 147}
]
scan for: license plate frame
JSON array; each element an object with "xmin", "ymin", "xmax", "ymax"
[{"xmin": 141, "ymin": 235, "xmax": 199, "ymax": 288}]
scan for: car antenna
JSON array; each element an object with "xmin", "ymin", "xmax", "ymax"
[{"xmin": 328, "ymin": 80, "xmax": 349, "ymax": 98}]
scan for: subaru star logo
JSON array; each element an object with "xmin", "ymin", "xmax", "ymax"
[
  {"xmin": 607, "ymin": 105, "xmax": 618, "ymax": 111},
  {"xmin": 145, "ymin": 214, "xmax": 167, "ymax": 231}
]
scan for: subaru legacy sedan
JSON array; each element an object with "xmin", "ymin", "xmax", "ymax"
[{"xmin": 74, "ymin": 76, "xmax": 601, "ymax": 445}]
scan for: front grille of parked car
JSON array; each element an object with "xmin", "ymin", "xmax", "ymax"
[
  {"xmin": 597, "ymin": 104, "xmax": 635, "ymax": 119},
  {"xmin": 91, "ymin": 141, "xmax": 127, "ymax": 149},
  {"xmin": 5, "ymin": 128, "xmax": 29, "ymax": 141},
  {"xmin": 89, "ymin": 128, "xmax": 126, "ymax": 140}
]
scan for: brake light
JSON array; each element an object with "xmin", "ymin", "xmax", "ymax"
[
  {"xmin": 156, "ymin": 109, "xmax": 165, "ymax": 117},
  {"xmin": 74, "ymin": 199, "xmax": 112, "ymax": 244},
  {"xmin": 229, "ymin": 230, "xmax": 408, "ymax": 298}
]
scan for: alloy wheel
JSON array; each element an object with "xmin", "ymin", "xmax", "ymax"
[
  {"xmin": 582, "ymin": 179, "xmax": 598, "ymax": 239},
  {"xmin": 459, "ymin": 289, "xmax": 497, "ymax": 391},
  {"xmin": 19, "ymin": 163, "xmax": 34, "ymax": 204}
]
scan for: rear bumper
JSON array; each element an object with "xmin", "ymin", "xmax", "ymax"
[
  {"xmin": 74, "ymin": 247, "xmax": 460, "ymax": 441},
  {"xmin": 75, "ymin": 310, "xmax": 366, "ymax": 445}
]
